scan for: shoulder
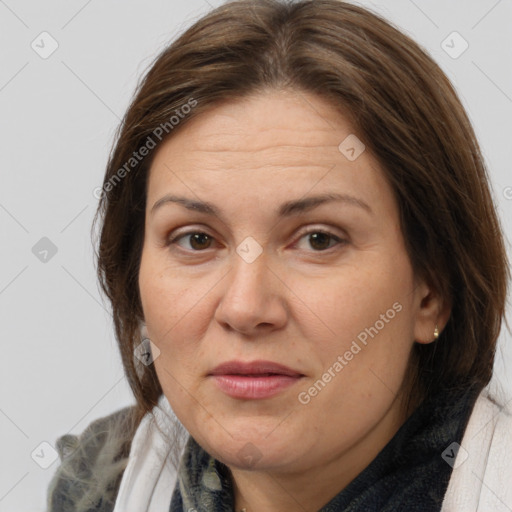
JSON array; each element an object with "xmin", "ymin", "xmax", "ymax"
[
  {"xmin": 442, "ymin": 389, "xmax": 512, "ymax": 511},
  {"xmin": 46, "ymin": 404, "xmax": 139, "ymax": 512}
]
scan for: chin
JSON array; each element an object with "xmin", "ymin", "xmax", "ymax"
[{"xmin": 198, "ymin": 427, "xmax": 299, "ymax": 472}]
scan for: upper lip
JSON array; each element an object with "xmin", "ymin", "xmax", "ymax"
[{"xmin": 209, "ymin": 360, "xmax": 303, "ymax": 377}]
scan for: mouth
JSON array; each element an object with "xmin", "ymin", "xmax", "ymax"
[{"xmin": 208, "ymin": 360, "xmax": 304, "ymax": 399}]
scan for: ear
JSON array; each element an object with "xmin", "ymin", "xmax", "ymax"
[
  {"xmin": 139, "ymin": 320, "xmax": 148, "ymax": 339},
  {"xmin": 412, "ymin": 278, "xmax": 451, "ymax": 345}
]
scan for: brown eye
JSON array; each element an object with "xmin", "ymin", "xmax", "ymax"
[
  {"xmin": 295, "ymin": 229, "xmax": 347, "ymax": 252},
  {"xmin": 169, "ymin": 231, "xmax": 214, "ymax": 251},
  {"xmin": 308, "ymin": 232, "xmax": 332, "ymax": 251},
  {"xmin": 189, "ymin": 233, "xmax": 212, "ymax": 250}
]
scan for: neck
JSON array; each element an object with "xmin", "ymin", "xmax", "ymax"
[{"xmin": 230, "ymin": 396, "xmax": 406, "ymax": 512}]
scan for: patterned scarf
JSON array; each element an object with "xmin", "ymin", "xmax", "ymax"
[{"xmin": 169, "ymin": 385, "xmax": 479, "ymax": 512}]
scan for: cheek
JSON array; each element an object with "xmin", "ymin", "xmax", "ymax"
[
  {"xmin": 139, "ymin": 249, "xmax": 208, "ymax": 338},
  {"xmin": 293, "ymin": 286, "xmax": 414, "ymax": 448},
  {"xmin": 299, "ymin": 260, "xmax": 411, "ymax": 346},
  {"xmin": 138, "ymin": 253, "xmax": 220, "ymax": 388},
  {"xmin": 299, "ymin": 252, "xmax": 416, "ymax": 389}
]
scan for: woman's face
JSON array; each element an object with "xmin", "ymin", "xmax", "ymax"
[{"xmin": 138, "ymin": 89, "xmax": 439, "ymax": 476}]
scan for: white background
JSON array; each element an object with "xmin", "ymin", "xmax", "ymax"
[{"xmin": 0, "ymin": 0, "xmax": 511, "ymax": 510}]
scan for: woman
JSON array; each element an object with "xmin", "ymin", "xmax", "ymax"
[{"xmin": 46, "ymin": 0, "xmax": 511, "ymax": 511}]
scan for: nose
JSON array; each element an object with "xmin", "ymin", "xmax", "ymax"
[{"xmin": 214, "ymin": 250, "xmax": 288, "ymax": 336}]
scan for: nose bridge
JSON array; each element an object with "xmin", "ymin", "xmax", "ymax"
[
  {"xmin": 215, "ymin": 243, "xmax": 287, "ymax": 333},
  {"xmin": 226, "ymin": 246, "xmax": 271, "ymax": 306}
]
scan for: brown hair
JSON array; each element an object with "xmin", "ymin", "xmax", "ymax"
[{"xmin": 92, "ymin": 0, "xmax": 510, "ymax": 427}]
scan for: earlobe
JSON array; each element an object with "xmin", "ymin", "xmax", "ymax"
[
  {"xmin": 423, "ymin": 323, "xmax": 440, "ymax": 344},
  {"xmin": 413, "ymin": 281, "xmax": 451, "ymax": 345},
  {"xmin": 415, "ymin": 323, "xmax": 443, "ymax": 345},
  {"xmin": 139, "ymin": 319, "xmax": 148, "ymax": 339}
]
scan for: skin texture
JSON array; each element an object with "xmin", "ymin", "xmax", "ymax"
[{"xmin": 138, "ymin": 88, "xmax": 449, "ymax": 512}]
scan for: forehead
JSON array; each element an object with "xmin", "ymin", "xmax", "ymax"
[
  {"xmin": 155, "ymin": 89, "xmax": 355, "ymax": 158},
  {"xmin": 146, "ymin": 89, "xmax": 391, "ymax": 214}
]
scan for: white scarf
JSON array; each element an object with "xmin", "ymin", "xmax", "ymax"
[
  {"xmin": 112, "ymin": 393, "xmax": 184, "ymax": 512},
  {"xmin": 113, "ymin": 390, "xmax": 512, "ymax": 511},
  {"xmin": 441, "ymin": 389, "xmax": 512, "ymax": 511}
]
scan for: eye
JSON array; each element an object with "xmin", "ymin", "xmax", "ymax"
[
  {"xmin": 167, "ymin": 231, "xmax": 216, "ymax": 251},
  {"xmin": 166, "ymin": 228, "xmax": 347, "ymax": 253},
  {"xmin": 294, "ymin": 229, "xmax": 347, "ymax": 252}
]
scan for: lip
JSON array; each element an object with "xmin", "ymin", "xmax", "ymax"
[
  {"xmin": 208, "ymin": 360, "xmax": 304, "ymax": 400},
  {"xmin": 209, "ymin": 360, "xmax": 303, "ymax": 377}
]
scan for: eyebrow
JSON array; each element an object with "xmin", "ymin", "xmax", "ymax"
[{"xmin": 150, "ymin": 192, "xmax": 372, "ymax": 218}]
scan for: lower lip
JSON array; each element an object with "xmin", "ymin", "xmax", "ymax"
[{"xmin": 210, "ymin": 374, "xmax": 303, "ymax": 399}]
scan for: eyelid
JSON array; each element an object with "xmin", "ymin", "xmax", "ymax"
[
  {"xmin": 294, "ymin": 225, "xmax": 347, "ymax": 240},
  {"xmin": 291, "ymin": 226, "xmax": 348, "ymax": 251},
  {"xmin": 166, "ymin": 227, "xmax": 219, "ymax": 249},
  {"xmin": 166, "ymin": 224, "xmax": 348, "ymax": 253}
]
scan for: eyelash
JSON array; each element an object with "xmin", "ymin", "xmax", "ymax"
[{"xmin": 166, "ymin": 227, "xmax": 347, "ymax": 254}]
